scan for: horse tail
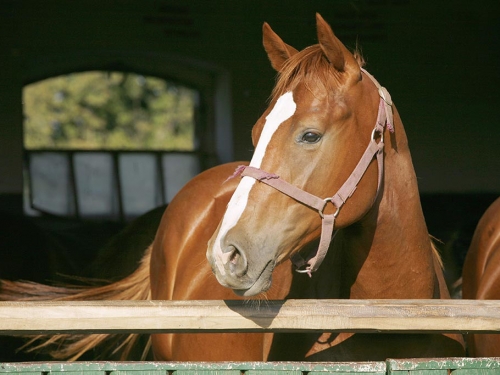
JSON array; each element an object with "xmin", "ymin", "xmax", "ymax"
[
  {"xmin": 429, "ymin": 235, "xmax": 444, "ymax": 270},
  {"xmin": 0, "ymin": 245, "xmax": 153, "ymax": 361},
  {"xmin": 428, "ymin": 235, "xmax": 460, "ymax": 299}
]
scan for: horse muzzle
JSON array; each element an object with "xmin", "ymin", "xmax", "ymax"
[{"xmin": 206, "ymin": 237, "xmax": 275, "ymax": 297}]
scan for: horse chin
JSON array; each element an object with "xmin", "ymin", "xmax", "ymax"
[
  {"xmin": 232, "ymin": 260, "xmax": 274, "ymax": 297},
  {"xmin": 232, "ymin": 277, "xmax": 271, "ymax": 297}
]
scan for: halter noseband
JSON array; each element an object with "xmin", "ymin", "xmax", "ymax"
[{"xmin": 232, "ymin": 69, "xmax": 394, "ymax": 276}]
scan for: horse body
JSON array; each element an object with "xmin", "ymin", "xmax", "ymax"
[{"xmin": 462, "ymin": 197, "xmax": 500, "ymax": 356}]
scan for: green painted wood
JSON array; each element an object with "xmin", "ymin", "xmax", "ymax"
[
  {"xmin": 171, "ymin": 371, "xmax": 238, "ymax": 375},
  {"xmin": 111, "ymin": 371, "xmax": 167, "ymax": 375},
  {"xmin": 246, "ymin": 370, "xmax": 301, "ymax": 375},
  {"xmin": 397, "ymin": 371, "xmax": 448, "ymax": 375},
  {"xmin": 306, "ymin": 362, "xmax": 386, "ymax": 375},
  {"xmin": 1, "ymin": 359, "xmax": 500, "ymax": 375},
  {"xmin": 387, "ymin": 358, "xmax": 500, "ymax": 373},
  {"xmin": 0, "ymin": 362, "xmax": 386, "ymax": 374}
]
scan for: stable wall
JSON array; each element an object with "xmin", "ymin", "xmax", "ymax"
[{"xmin": 0, "ymin": 0, "xmax": 499, "ymax": 210}]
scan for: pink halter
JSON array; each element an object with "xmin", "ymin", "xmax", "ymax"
[{"xmin": 232, "ymin": 69, "xmax": 394, "ymax": 276}]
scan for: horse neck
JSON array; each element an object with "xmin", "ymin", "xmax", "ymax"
[{"xmin": 336, "ymin": 107, "xmax": 440, "ymax": 300}]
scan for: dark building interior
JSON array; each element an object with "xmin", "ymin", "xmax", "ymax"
[{"xmin": 0, "ymin": 0, "xmax": 499, "ymax": 360}]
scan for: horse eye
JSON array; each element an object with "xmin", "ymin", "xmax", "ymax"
[{"xmin": 301, "ymin": 131, "xmax": 322, "ymax": 144}]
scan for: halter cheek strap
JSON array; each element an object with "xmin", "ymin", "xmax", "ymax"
[{"xmin": 232, "ymin": 69, "xmax": 394, "ymax": 276}]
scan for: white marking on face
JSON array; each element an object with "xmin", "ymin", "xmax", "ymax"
[{"xmin": 211, "ymin": 92, "xmax": 296, "ymax": 274}]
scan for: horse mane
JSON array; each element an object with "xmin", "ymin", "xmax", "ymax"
[
  {"xmin": 271, "ymin": 44, "xmax": 365, "ymax": 102},
  {"xmin": 1, "ymin": 245, "xmax": 153, "ymax": 361}
]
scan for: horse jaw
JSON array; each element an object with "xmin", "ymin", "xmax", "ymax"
[{"xmin": 206, "ymin": 92, "xmax": 297, "ymax": 296}]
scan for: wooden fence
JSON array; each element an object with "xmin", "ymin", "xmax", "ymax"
[{"xmin": 1, "ymin": 299, "xmax": 500, "ymax": 375}]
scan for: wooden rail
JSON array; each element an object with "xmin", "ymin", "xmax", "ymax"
[{"xmin": 1, "ymin": 299, "xmax": 500, "ymax": 335}]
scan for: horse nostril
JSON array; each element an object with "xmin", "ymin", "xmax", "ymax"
[
  {"xmin": 228, "ymin": 248, "xmax": 240, "ymax": 264},
  {"xmin": 225, "ymin": 245, "xmax": 248, "ymax": 277}
]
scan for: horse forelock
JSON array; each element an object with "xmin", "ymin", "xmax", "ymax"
[
  {"xmin": 272, "ymin": 45, "xmax": 331, "ymax": 100},
  {"xmin": 271, "ymin": 45, "xmax": 364, "ymax": 101}
]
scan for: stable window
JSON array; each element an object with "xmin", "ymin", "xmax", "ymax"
[{"xmin": 23, "ymin": 71, "xmax": 202, "ymax": 220}]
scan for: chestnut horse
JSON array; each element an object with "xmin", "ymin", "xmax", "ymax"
[
  {"xmin": 205, "ymin": 13, "xmax": 465, "ymax": 359},
  {"xmin": 0, "ymin": 14, "xmax": 465, "ymax": 361},
  {"xmin": 462, "ymin": 197, "xmax": 500, "ymax": 356}
]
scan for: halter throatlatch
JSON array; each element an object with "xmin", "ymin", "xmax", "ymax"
[{"xmin": 232, "ymin": 69, "xmax": 394, "ymax": 276}]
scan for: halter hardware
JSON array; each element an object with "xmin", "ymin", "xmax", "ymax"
[
  {"xmin": 319, "ymin": 197, "xmax": 340, "ymax": 220},
  {"xmin": 371, "ymin": 126, "xmax": 384, "ymax": 144}
]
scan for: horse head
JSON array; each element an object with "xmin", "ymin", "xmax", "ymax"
[{"xmin": 207, "ymin": 14, "xmax": 391, "ymax": 296}]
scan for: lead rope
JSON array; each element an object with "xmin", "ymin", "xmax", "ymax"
[{"xmin": 232, "ymin": 69, "xmax": 394, "ymax": 276}]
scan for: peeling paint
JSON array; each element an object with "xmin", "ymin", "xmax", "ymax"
[{"xmin": 0, "ymin": 359, "xmax": 500, "ymax": 374}]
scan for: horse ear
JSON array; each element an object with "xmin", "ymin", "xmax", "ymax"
[
  {"xmin": 263, "ymin": 22, "xmax": 299, "ymax": 72},
  {"xmin": 316, "ymin": 13, "xmax": 360, "ymax": 76}
]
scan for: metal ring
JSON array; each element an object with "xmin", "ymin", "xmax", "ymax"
[
  {"xmin": 371, "ymin": 127, "xmax": 384, "ymax": 144},
  {"xmin": 319, "ymin": 197, "xmax": 340, "ymax": 219},
  {"xmin": 295, "ymin": 267, "xmax": 311, "ymax": 274}
]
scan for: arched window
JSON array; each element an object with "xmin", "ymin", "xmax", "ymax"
[{"xmin": 23, "ymin": 71, "xmax": 204, "ymax": 220}]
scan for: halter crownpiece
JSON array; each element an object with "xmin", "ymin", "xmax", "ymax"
[
  {"xmin": 362, "ymin": 68, "xmax": 394, "ymax": 133},
  {"xmin": 231, "ymin": 69, "xmax": 394, "ymax": 276}
]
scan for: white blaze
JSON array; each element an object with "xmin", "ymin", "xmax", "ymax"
[{"xmin": 211, "ymin": 92, "xmax": 296, "ymax": 274}]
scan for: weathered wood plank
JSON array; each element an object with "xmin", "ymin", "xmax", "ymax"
[
  {"xmin": 0, "ymin": 361, "xmax": 387, "ymax": 374},
  {"xmin": 0, "ymin": 299, "xmax": 499, "ymax": 335},
  {"xmin": 387, "ymin": 358, "xmax": 500, "ymax": 374}
]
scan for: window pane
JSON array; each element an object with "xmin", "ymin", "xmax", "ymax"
[
  {"xmin": 28, "ymin": 152, "xmax": 75, "ymax": 216},
  {"xmin": 74, "ymin": 152, "xmax": 118, "ymax": 219},
  {"xmin": 119, "ymin": 153, "xmax": 163, "ymax": 219},
  {"xmin": 162, "ymin": 153, "xmax": 200, "ymax": 202}
]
